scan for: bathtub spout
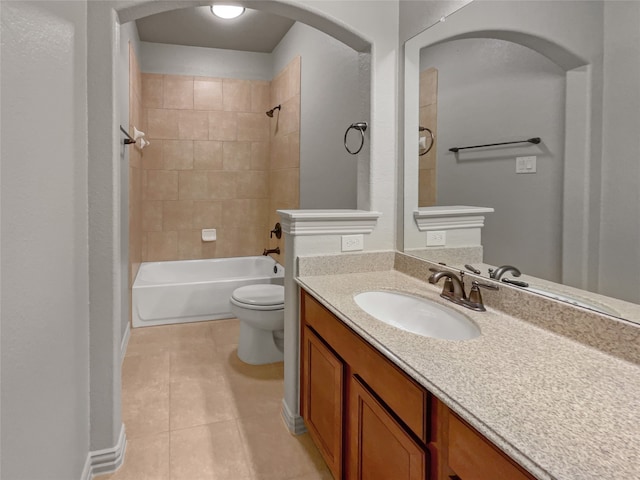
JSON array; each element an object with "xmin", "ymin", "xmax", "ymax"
[{"xmin": 263, "ymin": 247, "xmax": 280, "ymax": 256}]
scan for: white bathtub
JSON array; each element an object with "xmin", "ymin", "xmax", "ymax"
[{"xmin": 132, "ymin": 256, "xmax": 284, "ymax": 328}]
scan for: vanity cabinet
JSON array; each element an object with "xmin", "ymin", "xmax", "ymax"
[{"xmin": 300, "ymin": 289, "xmax": 535, "ymax": 480}]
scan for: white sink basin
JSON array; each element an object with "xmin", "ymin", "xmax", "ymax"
[{"xmin": 354, "ymin": 291, "xmax": 481, "ymax": 340}]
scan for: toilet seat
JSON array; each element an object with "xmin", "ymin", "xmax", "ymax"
[{"xmin": 230, "ymin": 284, "xmax": 284, "ymax": 311}]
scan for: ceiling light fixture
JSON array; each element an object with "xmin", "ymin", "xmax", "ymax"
[{"xmin": 210, "ymin": 5, "xmax": 245, "ymax": 19}]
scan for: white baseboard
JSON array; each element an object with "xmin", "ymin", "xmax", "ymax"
[
  {"xmin": 281, "ymin": 399, "xmax": 307, "ymax": 435},
  {"xmin": 85, "ymin": 424, "xmax": 127, "ymax": 478},
  {"xmin": 120, "ymin": 322, "xmax": 131, "ymax": 364}
]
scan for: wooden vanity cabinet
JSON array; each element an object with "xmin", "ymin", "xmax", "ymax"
[{"xmin": 300, "ymin": 288, "xmax": 536, "ymax": 480}]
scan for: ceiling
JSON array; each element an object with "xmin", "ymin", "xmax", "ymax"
[{"xmin": 135, "ymin": 6, "xmax": 296, "ymax": 53}]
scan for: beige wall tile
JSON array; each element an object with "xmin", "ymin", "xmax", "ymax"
[
  {"xmin": 286, "ymin": 56, "xmax": 302, "ymax": 98},
  {"xmin": 162, "ymin": 200, "xmax": 193, "ymax": 231},
  {"xmin": 270, "ymin": 134, "xmax": 290, "ymax": 170},
  {"xmin": 144, "ymin": 170, "xmax": 178, "ymax": 201},
  {"xmin": 177, "ymin": 171, "xmax": 209, "ymax": 201},
  {"xmin": 279, "ymin": 95, "xmax": 300, "ymax": 136},
  {"xmin": 251, "ymin": 80, "xmax": 271, "ymax": 113},
  {"xmin": 163, "ymin": 75, "xmax": 193, "ymax": 110},
  {"xmin": 222, "ymin": 79, "xmax": 251, "ymax": 112},
  {"xmin": 222, "ymin": 142, "xmax": 252, "ymax": 171},
  {"xmin": 147, "ymin": 109, "xmax": 179, "ymax": 139},
  {"xmin": 142, "ymin": 74, "xmax": 163, "ymax": 109},
  {"xmin": 289, "ymin": 132, "xmax": 300, "ymax": 168},
  {"xmin": 238, "ymin": 112, "xmax": 269, "ymax": 142},
  {"xmin": 237, "ymin": 171, "xmax": 269, "ymax": 199},
  {"xmin": 418, "ymin": 168, "xmax": 437, "ymax": 207},
  {"xmin": 270, "ymin": 168, "xmax": 299, "ymax": 206},
  {"xmin": 201, "ymin": 239, "xmax": 218, "ymax": 258},
  {"xmin": 251, "ymin": 142, "xmax": 270, "ymax": 170},
  {"xmin": 270, "ymin": 70, "xmax": 287, "ymax": 106},
  {"xmin": 193, "ymin": 201, "xmax": 223, "ymax": 229},
  {"xmin": 207, "ymin": 171, "xmax": 238, "ymax": 200},
  {"xmin": 141, "ymin": 139, "xmax": 163, "ymax": 170},
  {"xmin": 177, "ymin": 110, "xmax": 208, "ymax": 140},
  {"xmin": 194, "ymin": 78, "xmax": 222, "ymax": 111},
  {"xmin": 419, "ymin": 67, "xmax": 438, "ymax": 107},
  {"xmin": 142, "ymin": 200, "xmax": 163, "ymax": 232},
  {"xmin": 209, "ymin": 111, "xmax": 237, "ymax": 141},
  {"xmin": 163, "ymin": 140, "xmax": 193, "ymax": 170},
  {"xmin": 193, "ymin": 141, "xmax": 223, "ymax": 170},
  {"xmin": 177, "ymin": 230, "xmax": 203, "ymax": 260},
  {"xmin": 146, "ymin": 231, "xmax": 178, "ymax": 261},
  {"xmin": 222, "ymin": 199, "xmax": 268, "ymax": 227},
  {"xmin": 215, "ymin": 226, "xmax": 265, "ymax": 258}
]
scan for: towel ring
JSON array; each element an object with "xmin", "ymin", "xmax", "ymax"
[
  {"xmin": 419, "ymin": 126, "xmax": 435, "ymax": 156},
  {"xmin": 344, "ymin": 122, "xmax": 368, "ymax": 155}
]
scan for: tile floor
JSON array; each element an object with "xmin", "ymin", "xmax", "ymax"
[{"xmin": 97, "ymin": 319, "xmax": 331, "ymax": 480}]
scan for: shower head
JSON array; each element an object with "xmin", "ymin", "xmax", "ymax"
[{"xmin": 266, "ymin": 105, "xmax": 281, "ymax": 117}]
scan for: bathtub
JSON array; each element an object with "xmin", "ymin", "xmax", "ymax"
[{"xmin": 132, "ymin": 256, "xmax": 284, "ymax": 328}]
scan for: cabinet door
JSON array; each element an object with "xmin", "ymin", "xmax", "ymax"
[
  {"xmin": 348, "ymin": 375, "xmax": 427, "ymax": 480},
  {"xmin": 301, "ymin": 326, "xmax": 344, "ymax": 479}
]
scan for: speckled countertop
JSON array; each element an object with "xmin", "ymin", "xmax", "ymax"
[{"xmin": 296, "ymin": 255, "xmax": 640, "ymax": 480}]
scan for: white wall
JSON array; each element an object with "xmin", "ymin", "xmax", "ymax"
[
  {"xmin": 1, "ymin": 1, "xmax": 91, "ymax": 478},
  {"xmin": 422, "ymin": 38, "xmax": 566, "ymax": 282},
  {"xmin": 273, "ymin": 22, "xmax": 360, "ymax": 209},
  {"xmin": 139, "ymin": 41, "xmax": 273, "ymax": 80},
  {"xmin": 598, "ymin": 1, "xmax": 640, "ymax": 302}
]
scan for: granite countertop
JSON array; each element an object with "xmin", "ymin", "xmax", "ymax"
[{"xmin": 296, "ymin": 268, "xmax": 640, "ymax": 480}]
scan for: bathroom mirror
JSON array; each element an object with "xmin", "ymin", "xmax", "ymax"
[{"xmin": 403, "ymin": 0, "xmax": 640, "ymax": 324}]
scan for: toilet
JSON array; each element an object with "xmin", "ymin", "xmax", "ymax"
[{"xmin": 230, "ymin": 284, "xmax": 285, "ymax": 365}]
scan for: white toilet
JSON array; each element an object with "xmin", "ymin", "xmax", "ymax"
[{"xmin": 230, "ymin": 284, "xmax": 285, "ymax": 365}]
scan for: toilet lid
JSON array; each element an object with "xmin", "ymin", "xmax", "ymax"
[{"xmin": 232, "ymin": 284, "xmax": 284, "ymax": 307}]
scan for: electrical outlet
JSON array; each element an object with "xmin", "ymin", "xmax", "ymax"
[
  {"xmin": 426, "ymin": 230, "xmax": 446, "ymax": 246},
  {"xmin": 342, "ymin": 234, "xmax": 364, "ymax": 252}
]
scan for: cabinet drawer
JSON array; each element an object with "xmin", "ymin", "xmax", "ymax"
[
  {"xmin": 448, "ymin": 412, "xmax": 535, "ymax": 480},
  {"xmin": 302, "ymin": 290, "xmax": 428, "ymax": 442}
]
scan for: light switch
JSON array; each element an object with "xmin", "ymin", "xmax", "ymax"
[{"xmin": 516, "ymin": 156, "xmax": 537, "ymax": 174}]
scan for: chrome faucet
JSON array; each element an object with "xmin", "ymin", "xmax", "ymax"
[
  {"xmin": 489, "ymin": 265, "xmax": 521, "ymax": 280},
  {"xmin": 428, "ymin": 270, "xmax": 467, "ymax": 305},
  {"xmin": 429, "ymin": 269, "xmax": 498, "ymax": 312}
]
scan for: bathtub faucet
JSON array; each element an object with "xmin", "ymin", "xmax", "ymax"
[{"xmin": 263, "ymin": 247, "xmax": 280, "ymax": 256}]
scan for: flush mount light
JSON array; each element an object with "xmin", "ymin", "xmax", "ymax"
[{"xmin": 210, "ymin": 5, "xmax": 245, "ymax": 19}]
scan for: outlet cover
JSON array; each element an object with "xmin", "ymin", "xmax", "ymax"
[
  {"xmin": 342, "ymin": 234, "xmax": 364, "ymax": 252},
  {"xmin": 516, "ymin": 156, "xmax": 537, "ymax": 174},
  {"xmin": 426, "ymin": 230, "xmax": 446, "ymax": 246}
]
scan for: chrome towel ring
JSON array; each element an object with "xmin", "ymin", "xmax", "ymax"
[
  {"xmin": 344, "ymin": 122, "xmax": 368, "ymax": 155},
  {"xmin": 419, "ymin": 126, "xmax": 435, "ymax": 156}
]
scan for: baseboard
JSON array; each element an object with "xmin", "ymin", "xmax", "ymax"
[
  {"xmin": 86, "ymin": 424, "xmax": 127, "ymax": 478},
  {"xmin": 281, "ymin": 399, "xmax": 307, "ymax": 435},
  {"xmin": 120, "ymin": 322, "xmax": 131, "ymax": 364}
]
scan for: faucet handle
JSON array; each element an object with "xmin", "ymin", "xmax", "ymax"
[{"xmin": 465, "ymin": 281, "xmax": 499, "ymax": 312}]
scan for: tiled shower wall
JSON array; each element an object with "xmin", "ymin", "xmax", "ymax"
[
  {"xmin": 418, "ymin": 67, "xmax": 438, "ymax": 207},
  {"xmin": 267, "ymin": 56, "xmax": 301, "ymax": 262},
  {"xmin": 129, "ymin": 44, "xmax": 143, "ymax": 287},
  {"xmin": 135, "ymin": 58, "xmax": 299, "ymax": 263}
]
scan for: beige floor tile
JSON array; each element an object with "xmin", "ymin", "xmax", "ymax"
[
  {"xmin": 170, "ymin": 377, "xmax": 239, "ymax": 430},
  {"xmin": 97, "ymin": 433, "xmax": 170, "ymax": 480},
  {"xmin": 209, "ymin": 318, "xmax": 241, "ymax": 347},
  {"xmin": 122, "ymin": 352, "xmax": 170, "ymax": 389},
  {"xmin": 122, "ymin": 382, "xmax": 170, "ymax": 439},
  {"xmin": 126, "ymin": 325, "xmax": 175, "ymax": 357},
  {"xmin": 238, "ymin": 414, "xmax": 327, "ymax": 479},
  {"xmin": 217, "ymin": 343, "xmax": 284, "ymax": 384},
  {"xmin": 170, "ymin": 421, "xmax": 254, "ymax": 480},
  {"xmin": 164, "ymin": 321, "xmax": 217, "ymax": 352},
  {"xmin": 227, "ymin": 375, "xmax": 284, "ymax": 420},
  {"xmin": 170, "ymin": 345, "xmax": 223, "ymax": 383}
]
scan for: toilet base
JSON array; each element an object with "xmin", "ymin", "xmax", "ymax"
[{"xmin": 237, "ymin": 322, "xmax": 284, "ymax": 365}]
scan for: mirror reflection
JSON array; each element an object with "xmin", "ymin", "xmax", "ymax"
[{"xmin": 404, "ymin": 1, "xmax": 640, "ymax": 323}]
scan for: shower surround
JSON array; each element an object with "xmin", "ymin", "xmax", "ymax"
[{"xmin": 134, "ymin": 57, "xmax": 301, "ymax": 264}]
